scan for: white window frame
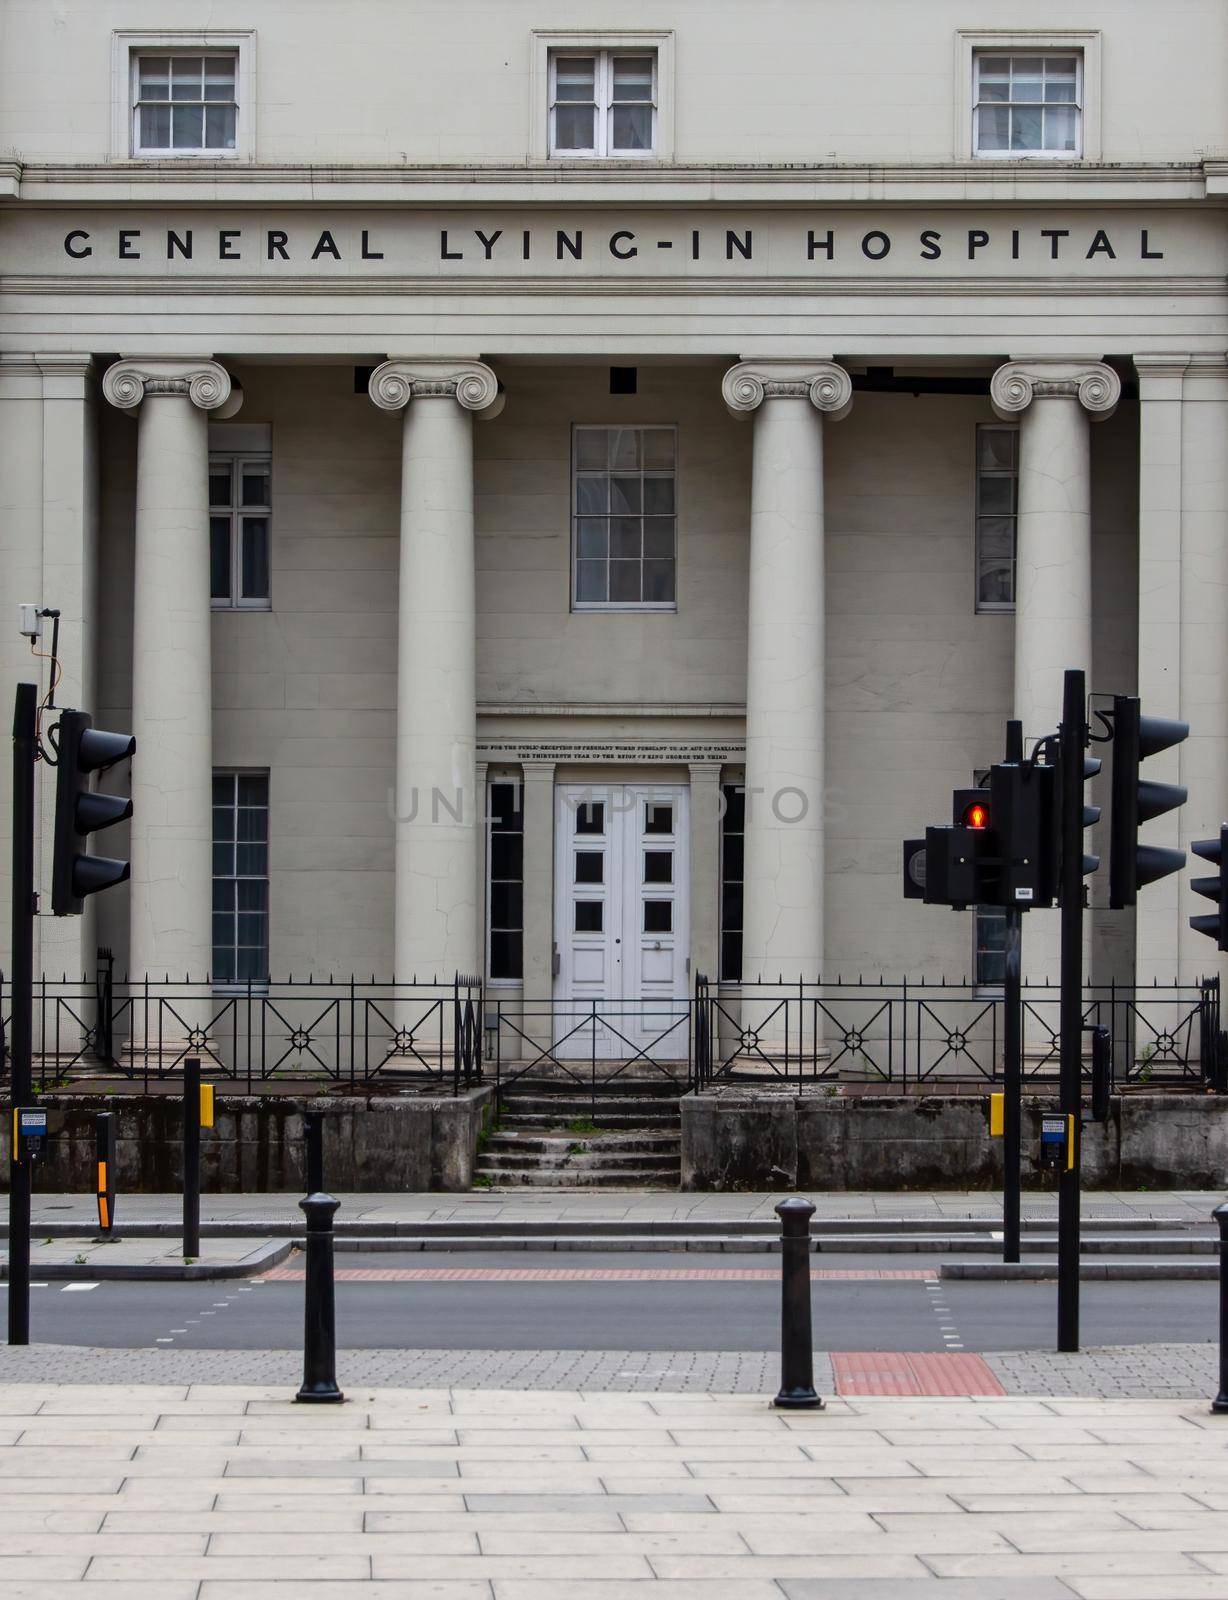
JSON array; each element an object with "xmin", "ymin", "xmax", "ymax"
[
  {"xmin": 212, "ymin": 769, "xmax": 270, "ymax": 991},
  {"xmin": 974, "ymin": 421, "xmax": 1018, "ymax": 616},
  {"xmin": 209, "ymin": 426, "xmax": 272, "ymax": 610},
  {"xmin": 531, "ymin": 30, "xmax": 674, "ymax": 161},
  {"xmin": 111, "ymin": 30, "xmax": 256, "ymax": 161},
  {"xmin": 571, "ymin": 423, "xmax": 679, "ymax": 614},
  {"xmin": 955, "ymin": 30, "xmax": 1100, "ymax": 161}
]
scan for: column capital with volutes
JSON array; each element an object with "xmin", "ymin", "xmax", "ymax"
[
  {"xmin": 102, "ymin": 357, "xmax": 237, "ymax": 414},
  {"xmin": 990, "ymin": 359, "xmax": 1120, "ymax": 421},
  {"xmin": 368, "ymin": 359, "xmax": 502, "ymax": 416},
  {"xmin": 722, "ymin": 360, "xmax": 853, "ymax": 421}
]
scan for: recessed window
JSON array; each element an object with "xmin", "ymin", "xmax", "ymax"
[
  {"xmin": 573, "ymin": 425, "xmax": 677, "ymax": 610},
  {"xmin": 644, "ymin": 900, "xmax": 672, "ymax": 934},
  {"xmin": 212, "ymin": 771, "xmax": 269, "ymax": 985},
  {"xmin": 575, "ymin": 851, "xmax": 604, "ymax": 885},
  {"xmin": 575, "ymin": 901, "xmax": 603, "ymax": 933},
  {"xmin": 975, "ymin": 424, "xmax": 1018, "ymax": 613},
  {"xmin": 720, "ymin": 784, "xmax": 744, "ymax": 983},
  {"xmin": 973, "ymin": 52, "xmax": 1081, "ymax": 158},
  {"xmin": 549, "ymin": 50, "xmax": 656, "ymax": 157},
  {"xmin": 210, "ymin": 453, "xmax": 271, "ymax": 609},
  {"xmin": 975, "ymin": 904, "xmax": 1007, "ymax": 991},
  {"xmin": 488, "ymin": 780, "xmax": 524, "ymax": 981},
  {"xmin": 133, "ymin": 52, "xmax": 237, "ymax": 154}
]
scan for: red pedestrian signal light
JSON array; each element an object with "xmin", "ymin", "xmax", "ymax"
[{"xmin": 963, "ymin": 801, "xmax": 989, "ymax": 830}]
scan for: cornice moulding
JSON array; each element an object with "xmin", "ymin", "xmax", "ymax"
[{"xmin": 3, "ymin": 159, "xmax": 1215, "ymax": 207}]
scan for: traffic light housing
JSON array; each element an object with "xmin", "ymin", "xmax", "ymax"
[
  {"xmin": 1109, "ymin": 694, "xmax": 1188, "ymax": 908},
  {"xmin": 51, "ymin": 709, "xmax": 135, "ymax": 916},
  {"xmin": 1190, "ymin": 824, "xmax": 1228, "ymax": 953},
  {"xmin": 989, "ymin": 760, "xmax": 1057, "ymax": 908}
]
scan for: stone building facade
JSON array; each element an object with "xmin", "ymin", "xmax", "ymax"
[{"xmin": 1, "ymin": 0, "xmax": 1226, "ymax": 1043}]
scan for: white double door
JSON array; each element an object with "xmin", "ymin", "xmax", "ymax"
[{"xmin": 553, "ymin": 783, "xmax": 690, "ymax": 1059}]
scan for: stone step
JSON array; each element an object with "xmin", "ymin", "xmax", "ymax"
[
  {"xmin": 484, "ymin": 1132, "xmax": 681, "ymax": 1157},
  {"xmin": 474, "ymin": 1166, "xmax": 681, "ymax": 1189},
  {"xmin": 497, "ymin": 1078, "xmax": 684, "ymax": 1099},
  {"xmin": 479, "ymin": 1149, "xmax": 681, "ymax": 1173},
  {"xmin": 499, "ymin": 1112, "xmax": 682, "ymax": 1131},
  {"xmin": 499, "ymin": 1096, "xmax": 682, "ymax": 1118}
]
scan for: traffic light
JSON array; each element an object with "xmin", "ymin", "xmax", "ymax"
[
  {"xmin": 1190, "ymin": 824, "xmax": 1228, "ymax": 953},
  {"xmin": 51, "ymin": 709, "xmax": 135, "ymax": 916},
  {"xmin": 989, "ymin": 760, "xmax": 1057, "ymax": 908},
  {"xmin": 1109, "ymin": 694, "xmax": 1188, "ymax": 908}
]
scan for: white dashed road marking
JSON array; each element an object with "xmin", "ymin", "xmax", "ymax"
[{"xmin": 61, "ymin": 1282, "xmax": 99, "ymax": 1292}]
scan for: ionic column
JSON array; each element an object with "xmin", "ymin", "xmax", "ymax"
[
  {"xmin": 369, "ymin": 360, "xmax": 501, "ymax": 980},
  {"xmin": 1177, "ymin": 357, "xmax": 1228, "ymax": 986},
  {"xmin": 102, "ymin": 359, "xmax": 236, "ymax": 984},
  {"xmin": 990, "ymin": 360, "xmax": 1121, "ymax": 742},
  {"xmin": 1133, "ymin": 356, "xmax": 1189, "ymax": 984},
  {"xmin": 991, "ymin": 360, "xmax": 1120, "ymax": 993},
  {"xmin": 722, "ymin": 361, "xmax": 852, "ymax": 1000}
]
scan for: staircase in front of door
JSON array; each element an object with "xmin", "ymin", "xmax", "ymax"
[{"xmin": 476, "ymin": 1082, "xmax": 682, "ymax": 1189}]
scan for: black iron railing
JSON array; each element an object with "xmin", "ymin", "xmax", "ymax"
[
  {"xmin": 0, "ymin": 959, "xmax": 1220, "ymax": 1098},
  {"xmin": 0, "ymin": 965, "xmax": 483, "ymax": 1095},
  {"xmin": 690, "ymin": 972, "xmax": 1223, "ymax": 1093}
]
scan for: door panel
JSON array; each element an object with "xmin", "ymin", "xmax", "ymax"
[{"xmin": 553, "ymin": 783, "xmax": 689, "ymax": 1059}]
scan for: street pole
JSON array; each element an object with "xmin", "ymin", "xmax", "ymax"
[
  {"xmin": 1002, "ymin": 718, "xmax": 1024, "ymax": 1266},
  {"xmin": 1058, "ymin": 669, "xmax": 1085, "ymax": 1353},
  {"xmin": 8, "ymin": 683, "xmax": 37, "ymax": 1347},
  {"xmin": 183, "ymin": 1057, "xmax": 201, "ymax": 1259},
  {"xmin": 1002, "ymin": 905, "xmax": 1022, "ymax": 1265}
]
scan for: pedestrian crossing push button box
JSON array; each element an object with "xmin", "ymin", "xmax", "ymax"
[
  {"xmin": 1040, "ymin": 1112, "xmax": 1074, "ymax": 1172},
  {"xmin": 12, "ymin": 1106, "xmax": 47, "ymax": 1163}
]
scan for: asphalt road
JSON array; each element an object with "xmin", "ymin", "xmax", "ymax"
[{"xmin": 3, "ymin": 1249, "xmax": 1219, "ymax": 1353}]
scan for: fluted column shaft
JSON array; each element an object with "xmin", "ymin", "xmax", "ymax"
[
  {"xmin": 723, "ymin": 362, "xmax": 852, "ymax": 991},
  {"xmin": 103, "ymin": 359, "xmax": 235, "ymax": 983},
  {"xmin": 369, "ymin": 361, "xmax": 501, "ymax": 980}
]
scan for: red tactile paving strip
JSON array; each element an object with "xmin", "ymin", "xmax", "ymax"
[
  {"xmin": 258, "ymin": 1266, "xmax": 939, "ymax": 1283},
  {"xmin": 832, "ymin": 1350, "xmax": 1005, "ymax": 1397}
]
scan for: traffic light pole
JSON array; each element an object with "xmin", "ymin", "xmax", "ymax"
[
  {"xmin": 1001, "ymin": 718, "xmax": 1024, "ymax": 1266},
  {"xmin": 8, "ymin": 683, "xmax": 37, "ymax": 1347},
  {"xmin": 1058, "ymin": 668, "xmax": 1085, "ymax": 1353},
  {"xmin": 1002, "ymin": 905, "xmax": 1022, "ymax": 1265}
]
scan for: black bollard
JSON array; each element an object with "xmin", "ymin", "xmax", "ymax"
[
  {"xmin": 183, "ymin": 1058, "xmax": 201, "ymax": 1260},
  {"xmin": 773, "ymin": 1196, "xmax": 823, "ymax": 1410},
  {"xmin": 1213, "ymin": 1203, "xmax": 1228, "ymax": 1414},
  {"xmin": 304, "ymin": 1108, "xmax": 325, "ymax": 1195},
  {"xmin": 296, "ymin": 1192, "xmax": 344, "ymax": 1405}
]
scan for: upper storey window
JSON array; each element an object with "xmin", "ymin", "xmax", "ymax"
[
  {"xmin": 134, "ymin": 53, "xmax": 238, "ymax": 154},
  {"xmin": 550, "ymin": 51, "xmax": 657, "ymax": 158},
  {"xmin": 972, "ymin": 51, "xmax": 1082, "ymax": 158},
  {"xmin": 112, "ymin": 31, "xmax": 255, "ymax": 160}
]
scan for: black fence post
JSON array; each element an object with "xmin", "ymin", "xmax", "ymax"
[
  {"xmin": 1213, "ymin": 1203, "xmax": 1228, "ymax": 1414},
  {"xmin": 773, "ymin": 1196, "xmax": 823, "ymax": 1410},
  {"xmin": 296, "ymin": 1192, "xmax": 343, "ymax": 1404},
  {"xmin": 304, "ymin": 1108, "xmax": 324, "ymax": 1195},
  {"xmin": 183, "ymin": 1057, "xmax": 201, "ymax": 1259}
]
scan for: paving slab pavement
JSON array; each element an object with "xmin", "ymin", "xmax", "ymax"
[
  {"xmin": 0, "ymin": 1236, "xmax": 290, "ymax": 1280},
  {"xmin": 18, "ymin": 1188, "xmax": 1228, "ymax": 1230},
  {"xmin": 0, "ymin": 1340, "xmax": 1221, "ymax": 1399},
  {"xmin": 0, "ymin": 1383, "xmax": 1224, "ymax": 1595}
]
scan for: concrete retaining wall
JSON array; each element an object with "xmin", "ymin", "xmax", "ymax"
[
  {"xmin": 0, "ymin": 1087, "xmax": 494, "ymax": 1194},
  {"xmin": 681, "ymin": 1091, "xmax": 1228, "ymax": 1191}
]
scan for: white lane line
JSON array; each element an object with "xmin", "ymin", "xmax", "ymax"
[
  {"xmin": 61, "ymin": 1282, "xmax": 99, "ymax": 1292},
  {"xmin": 155, "ymin": 1337, "xmax": 173, "ymax": 1344}
]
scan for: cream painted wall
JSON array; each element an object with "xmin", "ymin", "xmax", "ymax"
[
  {"xmin": 1, "ymin": 0, "xmax": 1224, "ymax": 168},
  {"xmin": 89, "ymin": 370, "xmax": 1138, "ymax": 983}
]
